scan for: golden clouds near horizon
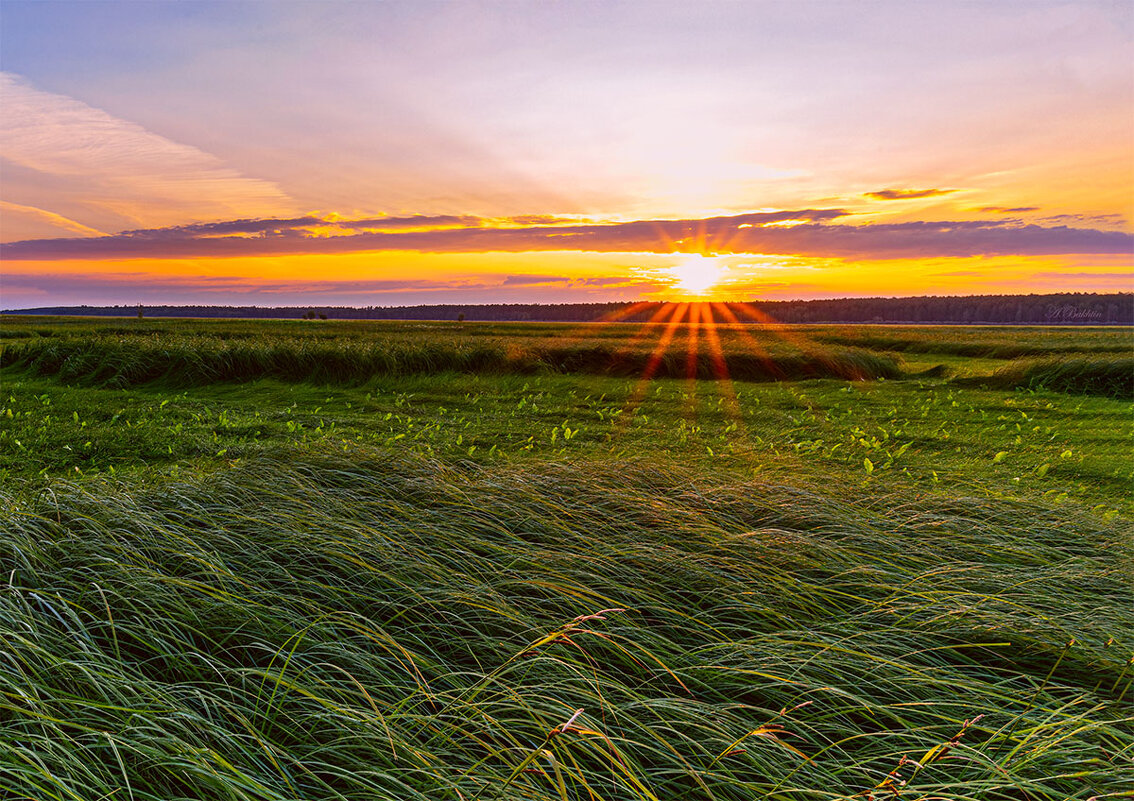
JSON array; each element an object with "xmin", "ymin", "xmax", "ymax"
[{"xmin": 5, "ymin": 250, "xmax": 1130, "ymax": 308}]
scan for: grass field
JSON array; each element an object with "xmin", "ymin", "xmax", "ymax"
[{"xmin": 1, "ymin": 314, "xmax": 1131, "ymax": 800}]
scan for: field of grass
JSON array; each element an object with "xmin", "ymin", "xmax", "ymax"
[
  {"xmin": 1, "ymin": 315, "xmax": 1131, "ymax": 800},
  {"xmin": 0, "ymin": 316, "xmax": 909, "ymax": 386}
]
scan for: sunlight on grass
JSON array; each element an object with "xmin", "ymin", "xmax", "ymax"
[{"xmin": 1, "ymin": 315, "xmax": 1132, "ymax": 799}]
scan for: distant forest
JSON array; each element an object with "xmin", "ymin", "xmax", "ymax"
[{"xmin": 6, "ymin": 293, "xmax": 1132, "ymax": 325}]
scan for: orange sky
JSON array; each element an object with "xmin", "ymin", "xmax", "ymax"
[{"xmin": 1, "ymin": 2, "xmax": 1130, "ymax": 307}]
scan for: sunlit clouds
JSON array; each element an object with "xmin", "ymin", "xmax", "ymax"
[
  {"xmin": 0, "ymin": 73, "xmax": 295, "ymax": 240},
  {"xmin": 5, "ymin": 210, "xmax": 1128, "ymax": 261},
  {"xmin": 0, "ymin": 1, "xmax": 1131, "ymax": 307}
]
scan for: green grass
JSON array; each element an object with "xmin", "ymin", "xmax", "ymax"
[
  {"xmin": 3, "ymin": 369, "xmax": 1129, "ymax": 515},
  {"xmin": 0, "ymin": 317, "xmax": 904, "ymax": 387},
  {"xmin": 957, "ymin": 356, "xmax": 1134, "ymax": 398},
  {"xmin": 3, "ymin": 450, "xmax": 1131, "ymax": 800},
  {"xmin": 811, "ymin": 325, "xmax": 1134, "ymax": 360},
  {"xmin": 2, "ymin": 316, "xmax": 1132, "ymax": 800}
]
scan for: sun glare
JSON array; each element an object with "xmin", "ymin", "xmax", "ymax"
[{"xmin": 669, "ymin": 255, "xmax": 727, "ymax": 296}]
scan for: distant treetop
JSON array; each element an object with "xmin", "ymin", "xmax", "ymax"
[{"xmin": 5, "ymin": 293, "xmax": 1131, "ymax": 325}]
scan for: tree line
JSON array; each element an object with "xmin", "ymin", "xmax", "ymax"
[{"xmin": 6, "ymin": 293, "xmax": 1131, "ymax": 325}]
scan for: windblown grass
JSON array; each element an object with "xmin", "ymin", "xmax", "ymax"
[
  {"xmin": 2, "ymin": 448, "xmax": 1130, "ymax": 800},
  {"xmin": 957, "ymin": 356, "xmax": 1134, "ymax": 399},
  {"xmin": 812, "ymin": 326, "xmax": 1133, "ymax": 360},
  {"xmin": 0, "ymin": 329, "xmax": 901, "ymax": 387}
]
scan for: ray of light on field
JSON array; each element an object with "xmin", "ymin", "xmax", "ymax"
[{"xmin": 700, "ymin": 304, "xmax": 745, "ymax": 427}]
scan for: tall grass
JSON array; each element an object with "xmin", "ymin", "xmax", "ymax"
[
  {"xmin": 3, "ymin": 447, "xmax": 1130, "ymax": 800},
  {"xmin": 0, "ymin": 333, "xmax": 902, "ymax": 387},
  {"xmin": 813, "ymin": 326, "xmax": 1133, "ymax": 359},
  {"xmin": 956, "ymin": 355, "xmax": 1134, "ymax": 398}
]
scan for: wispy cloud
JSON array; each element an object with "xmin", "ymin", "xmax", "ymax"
[
  {"xmin": 1, "ymin": 269, "xmax": 665, "ymax": 306},
  {"xmin": 0, "ymin": 73, "xmax": 295, "ymax": 233},
  {"xmin": 500, "ymin": 274, "xmax": 655, "ymax": 289},
  {"xmin": 977, "ymin": 206, "xmax": 1039, "ymax": 214},
  {"xmin": 335, "ymin": 214, "xmax": 585, "ymax": 231},
  {"xmin": 97, "ymin": 213, "xmax": 590, "ymax": 242},
  {"xmin": 1030, "ymin": 271, "xmax": 1133, "ymax": 282},
  {"xmin": 0, "ymin": 200, "xmax": 108, "ymax": 237},
  {"xmin": 112, "ymin": 216, "xmax": 324, "ymax": 239},
  {"xmin": 865, "ymin": 188, "xmax": 957, "ymax": 201},
  {"xmin": 4, "ymin": 208, "xmax": 1130, "ymax": 262},
  {"xmin": 500, "ymin": 274, "xmax": 573, "ymax": 286},
  {"xmin": 1040, "ymin": 213, "xmax": 1127, "ymax": 226}
]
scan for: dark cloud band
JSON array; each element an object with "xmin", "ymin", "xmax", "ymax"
[
  {"xmin": 2, "ymin": 208, "xmax": 1129, "ymax": 261},
  {"xmin": 865, "ymin": 188, "xmax": 957, "ymax": 200}
]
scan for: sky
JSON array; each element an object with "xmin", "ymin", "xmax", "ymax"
[{"xmin": 1, "ymin": 0, "xmax": 1131, "ymax": 308}]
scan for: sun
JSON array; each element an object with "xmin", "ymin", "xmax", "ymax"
[{"xmin": 669, "ymin": 254, "xmax": 727, "ymax": 296}]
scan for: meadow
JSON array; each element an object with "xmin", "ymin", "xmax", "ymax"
[{"xmin": 1, "ymin": 314, "xmax": 1131, "ymax": 800}]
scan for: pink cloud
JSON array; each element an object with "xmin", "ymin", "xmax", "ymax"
[{"xmin": 4, "ymin": 209, "xmax": 1130, "ymax": 262}]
